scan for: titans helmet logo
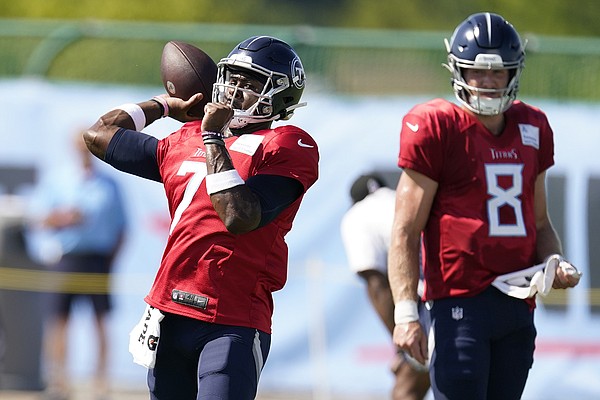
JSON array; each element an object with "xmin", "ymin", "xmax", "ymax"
[{"xmin": 291, "ymin": 57, "xmax": 306, "ymax": 89}]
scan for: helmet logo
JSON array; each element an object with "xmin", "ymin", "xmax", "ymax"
[
  {"xmin": 230, "ymin": 53, "xmax": 253, "ymax": 63},
  {"xmin": 474, "ymin": 54, "xmax": 504, "ymax": 68},
  {"xmin": 291, "ymin": 57, "xmax": 306, "ymax": 89}
]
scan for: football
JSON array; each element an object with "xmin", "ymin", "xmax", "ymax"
[{"xmin": 160, "ymin": 41, "xmax": 217, "ymax": 118}]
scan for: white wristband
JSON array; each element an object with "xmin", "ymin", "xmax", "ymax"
[
  {"xmin": 114, "ymin": 103, "xmax": 146, "ymax": 131},
  {"xmin": 394, "ymin": 300, "xmax": 419, "ymax": 324},
  {"xmin": 205, "ymin": 170, "xmax": 245, "ymax": 195}
]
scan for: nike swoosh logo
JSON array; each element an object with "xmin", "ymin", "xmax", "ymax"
[
  {"xmin": 298, "ymin": 139, "xmax": 314, "ymax": 148},
  {"xmin": 406, "ymin": 122, "xmax": 419, "ymax": 132}
]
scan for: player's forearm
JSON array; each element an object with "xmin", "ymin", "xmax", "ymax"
[
  {"xmin": 388, "ymin": 218, "xmax": 420, "ymax": 302},
  {"xmin": 535, "ymin": 220, "xmax": 563, "ymax": 262},
  {"xmin": 389, "ymin": 240, "xmax": 421, "ymax": 327},
  {"xmin": 205, "ymin": 144, "xmax": 261, "ymax": 234},
  {"xmin": 388, "ymin": 247, "xmax": 421, "ymax": 302},
  {"xmin": 105, "ymin": 100, "xmax": 164, "ymax": 131},
  {"xmin": 85, "ymin": 100, "xmax": 163, "ymax": 158}
]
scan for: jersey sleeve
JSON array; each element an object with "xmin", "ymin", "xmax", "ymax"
[
  {"xmin": 258, "ymin": 125, "xmax": 319, "ymax": 191},
  {"xmin": 398, "ymin": 101, "xmax": 448, "ymax": 182},
  {"xmin": 537, "ymin": 111, "xmax": 555, "ymax": 173},
  {"xmin": 105, "ymin": 128, "xmax": 161, "ymax": 182}
]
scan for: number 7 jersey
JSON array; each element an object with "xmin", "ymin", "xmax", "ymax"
[
  {"xmin": 398, "ymin": 99, "xmax": 554, "ymax": 300},
  {"xmin": 145, "ymin": 120, "xmax": 319, "ymax": 333}
]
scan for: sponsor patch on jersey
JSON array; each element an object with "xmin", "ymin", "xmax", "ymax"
[
  {"xmin": 172, "ymin": 289, "xmax": 208, "ymax": 309},
  {"xmin": 230, "ymin": 134, "xmax": 264, "ymax": 155},
  {"xmin": 518, "ymin": 124, "xmax": 540, "ymax": 149}
]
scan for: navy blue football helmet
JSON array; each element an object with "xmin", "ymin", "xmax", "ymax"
[
  {"xmin": 212, "ymin": 36, "xmax": 307, "ymax": 129},
  {"xmin": 444, "ymin": 12, "xmax": 526, "ymax": 115}
]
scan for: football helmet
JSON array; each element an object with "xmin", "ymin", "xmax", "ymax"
[
  {"xmin": 444, "ymin": 12, "xmax": 525, "ymax": 115},
  {"xmin": 212, "ymin": 36, "xmax": 307, "ymax": 129}
]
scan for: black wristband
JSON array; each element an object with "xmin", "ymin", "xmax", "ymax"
[
  {"xmin": 203, "ymin": 137, "xmax": 226, "ymax": 146},
  {"xmin": 150, "ymin": 96, "xmax": 169, "ymax": 118},
  {"xmin": 150, "ymin": 98, "xmax": 165, "ymax": 117},
  {"xmin": 202, "ymin": 131, "xmax": 225, "ymax": 146}
]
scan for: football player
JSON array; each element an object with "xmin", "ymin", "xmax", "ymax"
[
  {"xmin": 84, "ymin": 36, "xmax": 319, "ymax": 400},
  {"xmin": 341, "ymin": 173, "xmax": 430, "ymax": 400},
  {"xmin": 387, "ymin": 13, "xmax": 581, "ymax": 400}
]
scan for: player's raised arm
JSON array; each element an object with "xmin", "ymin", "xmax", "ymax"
[{"xmin": 84, "ymin": 95, "xmax": 203, "ymax": 160}]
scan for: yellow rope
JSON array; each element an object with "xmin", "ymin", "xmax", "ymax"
[
  {"xmin": 1, "ymin": 266, "xmax": 599, "ymax": 306},
  {"xmin": 0, "ymin": 266, "xmax": 110, "ymax": 294},
  {"xmin": 521, "ymin": 287, "xmax": 600, "ymax": 307}
]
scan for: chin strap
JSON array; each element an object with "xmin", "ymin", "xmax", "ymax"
[
  {"xmin": 286, "ymin": 101, "xmax": 307, "ymax": 113},
  {"xmin": 275, "ymin": 102, "xmax": 307, "ymax": 121},
  {"xmin": 230, "ymin": 101, "xmax": 308, "ymax": 128}
]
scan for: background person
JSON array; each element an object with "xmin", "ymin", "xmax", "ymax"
[
  {"xmin": 27, "ymin": 132, "xmax": 127, "ymax": 400},
  {"xmin": 341, "ymin": 173, "xmax": 430, "ymax": 400},
  {"xmin": 387, "ymin": 12, "xmax": 582, "ymax": 400}
]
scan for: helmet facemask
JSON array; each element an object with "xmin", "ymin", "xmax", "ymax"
[
  {"xmin": 213, "ymin": 59, "xmax": 303, "ymax": 129},
  {"xmin": 445, "ymin": 44, "xmax": 524, "ymax": 116},
  {"xmin": 461, "ymin": 71, "xmax": 521, "ymax": 116}
]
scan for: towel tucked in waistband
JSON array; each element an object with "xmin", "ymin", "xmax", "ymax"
[{"xmin": 491, "ymin": 254, "xmax": 578, "ymax": 299}]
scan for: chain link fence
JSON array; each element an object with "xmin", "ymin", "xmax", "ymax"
[{"xmin": 2, "ymin": 18, "xmax": 600, "ymax": 99}]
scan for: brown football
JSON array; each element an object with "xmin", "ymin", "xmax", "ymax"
[{"xmin": 160, "ymin": 41, "xmax": 217, "ymax": 118}]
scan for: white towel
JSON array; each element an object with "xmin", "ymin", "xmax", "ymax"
[
  {"xmin": 128, "ymin": 304, "xmax": 165, "ymax": 368},
  {"xmin": 492, "ymin": 254, "xmax": 562, "ymax": 299}
]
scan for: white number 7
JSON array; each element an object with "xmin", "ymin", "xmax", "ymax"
[{"xmin": 169, "ymin": 161, "xmax": 207, "ymax": 235}]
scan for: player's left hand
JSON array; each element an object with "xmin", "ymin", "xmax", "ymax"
[
  {"xmin": 553, "ymin": 260, "xmax": 582, "ymax": 289},
  {"xmin": 202, "ymin": 102, "xmax": 234, "ymax": 133}
]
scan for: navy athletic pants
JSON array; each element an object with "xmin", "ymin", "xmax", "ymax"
[
  {"xmin": 148, "ymin": 313, "xmax": 271, "ymax": 400},
  {"xmin": 423, "ymin": 286, "xmax": 536, "ymax": 400}
]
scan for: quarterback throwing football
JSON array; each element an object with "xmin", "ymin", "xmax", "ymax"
[{"xmin": 84, "ymin": 36, "xmax": 319, "ymax": 399}]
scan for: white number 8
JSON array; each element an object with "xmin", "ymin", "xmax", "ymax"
[{"xmin": 485, "ymin": 164, "xmax": 526, "ymax": 237}]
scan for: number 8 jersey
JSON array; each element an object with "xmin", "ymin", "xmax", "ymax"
[{"xmin": 398, "ymin": 98, "xmax": 554, "ymax": 300}]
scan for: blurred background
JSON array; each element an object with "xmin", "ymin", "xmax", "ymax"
[{"xmin": 1, "ymin": 1, "xmax": 599, "ymax": 399}]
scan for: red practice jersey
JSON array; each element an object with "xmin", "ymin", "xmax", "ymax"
[
  {"xmin": 145, "ymin": 121, "xmax": 319, "ymax": 333},
  {"xmin": 398, "ymin": 99, "xmax": 554, "ymax": 301}
]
